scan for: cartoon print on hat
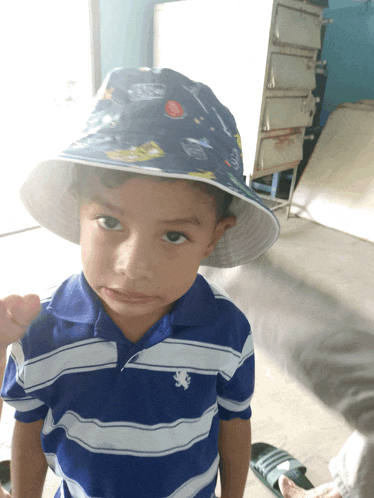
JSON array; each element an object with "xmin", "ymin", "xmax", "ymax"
[
  {"xmin": 230, "ymin": 149, "xmax": 241, "ymax": 170},
  {"xmin": 212, "ymin": 107, "xmax": 233, "ymax": 136},
  {"xmin": 235, "ymin": 133, "xmax": 242, "ymax": 151},
  {"xmin": 106, "ymin": 142, "xmax": 165, "ymax": 162},
  {"xmin": 228, "ymin": 172, "xmax": 259, "ymax": 200},
  {"xmin": 165, "ymin": 100, "xmax": 185, "ymax": 118},
  {"xmin": 188, "ymin": 171, "xmax": 217, "ymax": 180},
  {"xmin": 182, "ymin": 83, "xmax": 208, "ymax": 113},
  {"xmin": 186, "ymin": 138, "xmax": 212, "ymax": 149},
  {"xmin": 19, "ymin": 67, "xmax": 280, "ymax": 268},
  {"xmin": 128, "ymin": 83, "xmax": 166, "ymax": 101},
  {"xmin": 180, "ymin": 139, "xmax": 207, "ymax": 161},
  {"xmin": 100, "ymin": 87, "xmax": 114, "ymax": 101}
]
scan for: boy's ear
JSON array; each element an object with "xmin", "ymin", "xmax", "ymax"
[{"xmin": 204, "ymin": 215, "xmax": 237, "ymax": 258}]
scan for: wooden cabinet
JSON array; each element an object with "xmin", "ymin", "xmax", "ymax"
[{"xmin": 154, "ymin": 0, "xmax": 330, "ymax": 184}]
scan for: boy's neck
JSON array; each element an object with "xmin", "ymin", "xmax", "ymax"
[{"xmin": 103, "ymin": 303, "xmax": 173, "ymax": 344}]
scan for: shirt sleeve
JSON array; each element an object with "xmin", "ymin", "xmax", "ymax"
[
  {"xmin": 1, "ymin": 340, "xmax": 49, "ymax": 423},
  {"xmin": 217, "ymin": 330, "xmax": 255, "ymax": 421}
]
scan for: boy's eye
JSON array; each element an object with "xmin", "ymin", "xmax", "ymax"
[
  {"xmin": 162, "ymin": 232, "xmax": 188, "ymax": 245},
  {"xmin": 97, "ymin": 216, "xmax": 123, "ymax": 231}
]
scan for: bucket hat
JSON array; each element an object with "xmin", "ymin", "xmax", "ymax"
[{"xmin": 20, "ymin": 67, "xmax": 279, "ymax": 268}]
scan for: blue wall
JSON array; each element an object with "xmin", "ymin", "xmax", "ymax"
[
  {"xmin": 99, "ymin": 0, "xmax": 177, "ymax": 79},
  {"xmin": 320, "ymin": 0, "xmax": 374, "ymax": 124}
]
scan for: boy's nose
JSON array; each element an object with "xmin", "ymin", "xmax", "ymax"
[{"xmin": 113, "ymin": 234, "xmax": 155, "ymax": 280}]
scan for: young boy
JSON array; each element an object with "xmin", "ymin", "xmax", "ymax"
[{"xmin": 1, "ymin": 67, "xmax": 279, "ymax": 498}]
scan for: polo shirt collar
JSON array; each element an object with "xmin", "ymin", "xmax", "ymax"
[
  {"xmin": 47, "ymin": 272, "xmax": 101, "ymax": 324},
  {"xmin": 170, "ymin": 274, "xmax": 219, "ymax": 327},
  {"xmin": 47, "ymin": 272, "xmax": 218, "ymax": 328}
]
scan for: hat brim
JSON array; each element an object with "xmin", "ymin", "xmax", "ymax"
[{"xmin": 20, "ymin": 158, "xmax": 279, "ymax": 268}]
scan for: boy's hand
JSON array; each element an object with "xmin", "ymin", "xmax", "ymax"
[{"xmin": 0, "ymin": 294, "xmax": 40, "ymax": 350}]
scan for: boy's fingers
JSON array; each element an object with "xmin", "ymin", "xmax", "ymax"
[
  {"xmin": 0, "ymin": 294, "xmax": 40, "ymax": 348},
  {"xmin": 2, "ymin": 294, "xmax": 41, "ymax": 326}
]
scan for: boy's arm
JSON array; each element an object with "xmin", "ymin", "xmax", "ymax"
[
  {"xmin": 218, "ymin": 418, "xmax": 252, "ymax": 498},
  {"xmin": 0, "ymin": 351, "xmax": 11, "ymax": 498},
  {"xmin": 11, "ymin": 419, "xmax": 48, "ymax": 498},
  {"xmin": 0, "ymin": 292, "xmax": 41, "ymax": 422},
  {"xmin": 0, "ymin": 295, "xmax": 45, "ymax": 497},
  {"xmin": 0, "ymin": 348, "xmax": 6, "ymax": 420}
]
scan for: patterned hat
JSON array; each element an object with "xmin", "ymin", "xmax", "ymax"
[{"xmin": 20, "ymin": 67, "xmax": 279, "ymax": 268}]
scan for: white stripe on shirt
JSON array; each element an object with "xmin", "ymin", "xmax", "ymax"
[
  {"xmin": 166, "ymin": 454, "xmax": 219, "ymax": 498},
  {"xmin": 125, "ymin": 338, "xmax": 251, "ymax": 381},
  {"xmin": 45, "ymin": 451, "xmax": 219, "ymax": 498},
  {"xmin": 12, "ymin": 339, "xmax": 118, "ymax": 393},
  {"xmin": 217, "ymin": 394, "xmax": 253, "ymax": 413},
  {"xmin": 42, "ymin": 403, "xmax": 219, "ymax": 457},
  {"xmin": 2, "ymin": 396, "xmax": 45, "ymax": 412},
  {"xmin": 10, "ymin": 341, "xmax": 25, "ymax": 387},
  {"xmin": 237, "ymin": 334, "xmax": 254, "ymax": 368}
]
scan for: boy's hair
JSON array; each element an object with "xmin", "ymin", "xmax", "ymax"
[{"xmin": 71, "ymin": 163, "xmax": 233, "ymax": 220}]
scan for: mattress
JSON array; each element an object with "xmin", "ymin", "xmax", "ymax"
[{"xmin": 290, "ymin": 101, "xmax": 374, "ymax": 243}]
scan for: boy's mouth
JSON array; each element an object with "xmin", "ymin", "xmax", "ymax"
[{"xmin": 103, "ymin": 287, "xmax": 156, "ymax": 304}]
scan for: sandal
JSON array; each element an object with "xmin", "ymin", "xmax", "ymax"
[{"xmin": 250, "ymin": 442, "xmax": 314, "ymax": 497}]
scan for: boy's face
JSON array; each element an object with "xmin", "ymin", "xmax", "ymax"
[{"xmin": 79, "ymin": 175, "xmax": 235, "ymax": 330}]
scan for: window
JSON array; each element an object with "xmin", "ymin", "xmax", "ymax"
[{"xmin": 2, "ymin": 1, "xmax": 94, "ymax": 234}]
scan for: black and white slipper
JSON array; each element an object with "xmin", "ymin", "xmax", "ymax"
[{"xmin": 250, "ymin": 442, "xmax": 314, "ymax": 497}]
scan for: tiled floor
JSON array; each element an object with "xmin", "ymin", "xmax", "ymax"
[{"xmin": 1, "ymin": 205, "xmax": 372, "ymax": 497}]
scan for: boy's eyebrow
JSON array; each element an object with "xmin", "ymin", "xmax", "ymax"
[
  {"xmin": 91, "ymin": 195, "xmax": 202, "ymax": 226},
  {"xmin": 161, "ymin": 217, "xmax": 202, "ymax": 227},
  {"xmin": 92, "ymin": 195, "xmax": 126, "ymax": 216}
]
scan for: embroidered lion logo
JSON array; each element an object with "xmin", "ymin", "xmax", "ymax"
[{"xmin": 174, "ymin": 370, "xmax": 191, "ymax": 390}]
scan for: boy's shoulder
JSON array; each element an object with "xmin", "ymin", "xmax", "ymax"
[
  {"xmin": 198, "ymin": 274, "xmax": 244, "ymax": 318},
  {"xmin": 34, "ymin": 272, "xmax": 81, "ymax": 320},
  {"xmin": 174, "ymin": 274, "xmax": 252, "ymax": 354},
  {"xmin": 203, "ymin": 277, "xmax": 232, "ymax": 302},
  {"xmin": 191, "ymin": 274, "xmax": 251, "ymax": 333}
]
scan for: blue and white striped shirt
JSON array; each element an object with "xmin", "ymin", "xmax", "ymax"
[{"xmin": 2, "ymin": 272, "xmax": 254, "ymax": 498}]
